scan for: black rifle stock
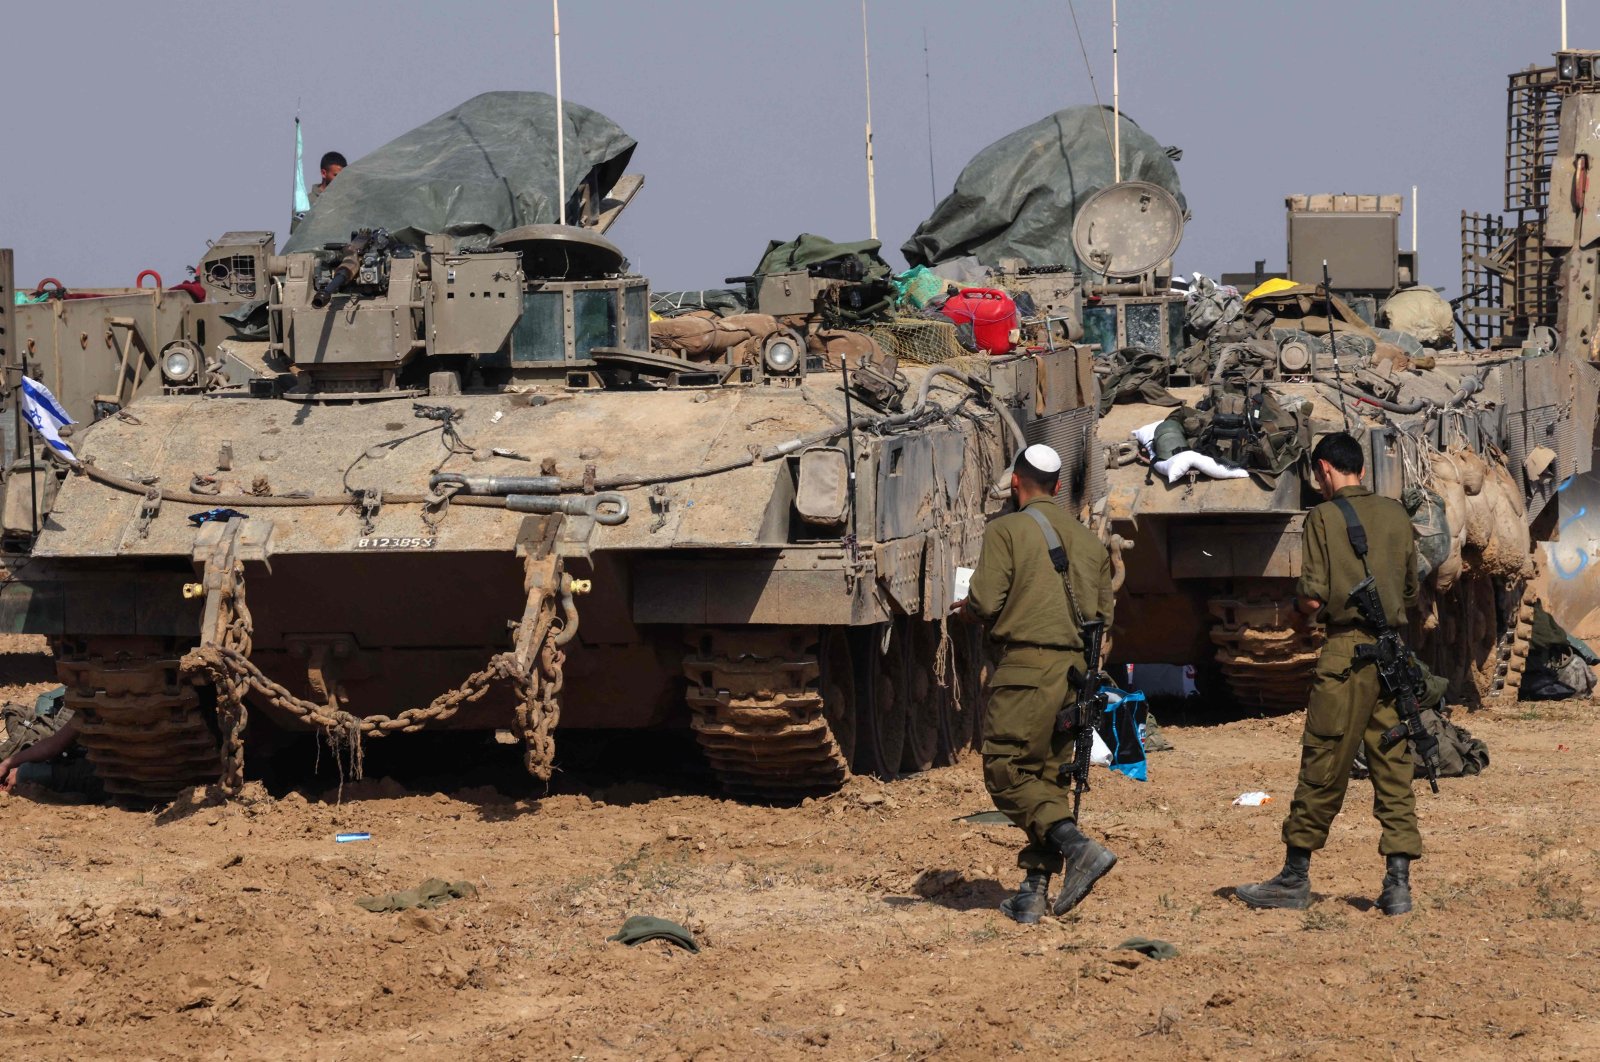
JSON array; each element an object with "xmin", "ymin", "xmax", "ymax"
[
  {"xmin": 1346, "ymin": 575, "xmax": 1442, "ymax": 793},
  {"xmin": 1057, "ymin": 618, "xmax": 1107, "ymax": 820}
]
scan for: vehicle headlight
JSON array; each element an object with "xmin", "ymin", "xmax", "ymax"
[
  {"xmin": 161, "ymin": 343, "xmax": 197, "ymax": 383},
  {"xmin": 763, "ymin": 333, "xmax": 800, "ymax": 374}
]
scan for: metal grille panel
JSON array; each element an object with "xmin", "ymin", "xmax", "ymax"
[
  {"xmin": 1023, "ymin": 406, "xmax": 1104, "ymax": 519},
  {"xmin": 1506, "ymin": 67, "xmax": 1563, "ymax": 213},
  {"xmin": 1458, "ymin": 211, "xmax": 1508, "ymax": 348}
]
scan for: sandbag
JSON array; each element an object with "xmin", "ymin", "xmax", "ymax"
[
  {"xmin": 806, "ymin": 328, "xmax": 880, "ymax": 370},
  {"xmin": 1382, "ymin": 287, "xmax": 1454, "ymax": 346},
  {"xmin": 1428, "ymin": 453, "xmax": 1468, "ymax": 592},
  {"xmin": 1478, "ymin": 459, "xmax": 1531, "ymax": 578},
  {"xmin": 650, "ymin": 312, "xmax": 780, "ymax": 363},
  {"xmin": 1455, "ymin": 450, "xmax": 1487, "ymax": 496}
]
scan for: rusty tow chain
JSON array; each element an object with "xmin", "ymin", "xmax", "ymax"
[{"xmin": 180, "ymin": 550, "xmax": 568, "ymax": 793}]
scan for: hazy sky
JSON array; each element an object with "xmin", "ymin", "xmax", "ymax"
[{"xmin": 3, "ymin": 1, "xmax": 1596, "ymax": 296}]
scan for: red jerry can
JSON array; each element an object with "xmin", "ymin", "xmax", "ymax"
[{"xmin": 939, "ymin": 288, "xmax": 1017, "ymax": 354}]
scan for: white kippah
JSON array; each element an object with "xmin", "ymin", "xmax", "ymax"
[{"xmin": 1020, "ymin": 443, "xmax": 1062, "ymax": 474}]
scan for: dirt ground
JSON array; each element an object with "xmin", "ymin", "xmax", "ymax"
[{"xmin": 2, "ymin": 634, "xmax": 1598, "ymax": 1061}]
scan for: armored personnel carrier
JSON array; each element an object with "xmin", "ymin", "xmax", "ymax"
[
  {"xmin": 978, "ymin": 179, "xmax": 1599, "ymax": 710},
  {"xmin": 0, "ymin": 113, "xmax": 1103, "ymax": 803}
]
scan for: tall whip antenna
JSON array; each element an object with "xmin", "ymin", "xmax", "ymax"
[
  {"xmin": 553, "ymin": 0, "xmax": 567, "ymax": 226},
  {"xmin": 862, "ymin": 0, "xmax": 879, "ymax": 240},
  {"xmin": 923, "ymin": 25, "xmax": 938, "ymax": 208},
  {"xmin": 1111, "ymin": 0, "xmax": 1121, "ymax": 181},
  {"xmin": 1066, "ymin": 0, "xmax": 1116, "ymax": 160}
]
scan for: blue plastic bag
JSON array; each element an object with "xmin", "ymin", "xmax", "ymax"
[{"xmin": 1098, "ymin": 688, "xmax": 1148, "ymax": 781}]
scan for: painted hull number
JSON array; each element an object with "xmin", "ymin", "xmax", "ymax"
[{"xmin": 356, "ymin": 537, "xmax": 436, "ymax": 550}]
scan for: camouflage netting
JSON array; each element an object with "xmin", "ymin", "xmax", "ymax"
[
  {"xmin": 285, "ymin": 92, "xmax": 635, "ymax": 254},
  {"xmin": 864, "ymin": 317, "xmax": 968, "ymax": 365},
  {"xmin": 901, "ymin": 106, "xmax": 1184, "ymax": 270}
]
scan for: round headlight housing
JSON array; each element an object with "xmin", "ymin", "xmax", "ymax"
[
  {"xmin": 762, "ymin": 332, "xmax": 801, "ymax": 374},
  {"xmin": 160, "ymin": 341, "xmax": 199, "ymax": 383}
]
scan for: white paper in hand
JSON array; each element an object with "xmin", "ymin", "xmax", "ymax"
[{"xmin": 952, "ymin": 566, "xmax": 974, "ymax": 605}]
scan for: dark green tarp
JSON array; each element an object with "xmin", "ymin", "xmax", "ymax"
[
  {"xmin": 901, "ymin": 106, "xmax": 1184, "ymax": 270},
  {"xmin": 755, "ymin": 234, "xmax": 891, "ymax": 281},
  {"xmin": 284, "ymin": 92, "xmax": 635, "ymax": 254}
]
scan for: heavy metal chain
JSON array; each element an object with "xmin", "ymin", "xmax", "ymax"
[{"xmin": 180, "ymin": 551, "xmax": 568, "ymax": 792}]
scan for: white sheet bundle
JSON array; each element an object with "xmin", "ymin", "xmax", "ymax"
[{"xmin": 1132, "ymin": 420, "xmax": 1251, "ymax": 485}]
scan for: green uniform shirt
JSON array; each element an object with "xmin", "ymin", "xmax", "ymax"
[
  {"xmin": 967, "ymin": 497, "xmax": 1113, "ymax": 649},
  {"xmin": 1297, "ymin": 485, "xmax": 1418, "ymax": 628}
]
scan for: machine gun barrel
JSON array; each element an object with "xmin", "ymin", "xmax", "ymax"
[
  {"xmin": 1346, "ymin": 576, "xmax": 1442, "ymax": 793},
  {"xmin": 1057, "ymin": 618, "xmax": 1106, "ymax": 821},
  {"xmin": 312, "ymin": 229, "xmax": 386, "ymax": 308}
]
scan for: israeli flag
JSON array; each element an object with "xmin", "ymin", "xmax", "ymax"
[{"xmin": 20, "ymin": 376, "xmax": 78, "ymax": 465}]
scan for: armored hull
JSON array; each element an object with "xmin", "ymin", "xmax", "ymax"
[
  {"xmin": 1095, "ymin": 352, "xmax": 1597, "ymax": 710},
  {"xmin": 11, "ymin": 325, "xmax": 1098, "ymax": 800}
]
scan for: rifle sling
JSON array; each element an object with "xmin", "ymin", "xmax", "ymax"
[
  {"xmin": 1025, "ymin": 507, "xmax": 1086, "ymax": 630},
  {"xmin": 1331, "ymin": 496, "xmax": 1370, "ymax": 563}
]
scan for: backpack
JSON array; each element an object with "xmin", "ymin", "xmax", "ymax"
[
  {"xmin": 1352, "ymin": 708, "xmax": 1489, "ymax": 779},
  {"xmin": 1166, "ymin": 373, "xmax": 1309, "ymax": 484}
]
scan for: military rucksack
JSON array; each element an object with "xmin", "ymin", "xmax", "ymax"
[
  {"xmin": 1351, "ymin": 708, "xmax": 1489, "ymax": 780},
  {"xmin": 1165, "ymin": 372, "xmax": 1309, "ymax": 484}
]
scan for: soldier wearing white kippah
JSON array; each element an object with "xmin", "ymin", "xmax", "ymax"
[{"xmin": 956, "ymin": 444, "xmax": 1118, "ymax": 922}]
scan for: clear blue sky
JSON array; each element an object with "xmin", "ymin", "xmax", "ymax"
[{"xmin": 3, "ymin": 1, "xmax": 1596, "ymax": 295}]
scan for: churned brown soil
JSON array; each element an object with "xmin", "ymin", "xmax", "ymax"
[{"xmin": 2, "ymin": 632, "xmax": 1598, "ymax": 1060}]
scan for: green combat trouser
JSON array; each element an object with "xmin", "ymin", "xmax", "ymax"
[
  {"xmin": 1282, "ymin": 630, "xmax": 1422, "ymax": 858},
  {"xmin": 981, "ymin": 646, "xmax": 1083, "ymax": 874}
]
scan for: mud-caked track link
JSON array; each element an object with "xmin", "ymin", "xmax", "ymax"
[
  {"xmin": 684, "ymin": 628, "xmax": 851, "ymax": 800},
  {"xmin": 1208, "ymin": 596, "xmax": 1323, "ymax": 711},
  {"xmin": 55, "ymin": 638, "xmax": 221, "ymax": 803},
  {"xmin": 1494, "ymin": 595, "xmax": 1539, "ymax": 697}
]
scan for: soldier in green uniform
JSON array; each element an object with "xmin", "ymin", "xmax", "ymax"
[
  {"xmin": 957, "ymin": 444, "xmax": 1118, "ymax": 923},
  {"xmin": 1237, "ymin": 432, "xmax": 1421, "ymax": 915}
]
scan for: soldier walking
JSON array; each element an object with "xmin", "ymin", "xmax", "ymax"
[
  {"xmin": 957, "ymin": 444, "xmax": 1118, "ymax": 923},
  {"xmin": 1237, "ymin": 432, "xmax": 1422, "ymax": 915}
]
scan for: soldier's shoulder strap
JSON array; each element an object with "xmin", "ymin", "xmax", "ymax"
[
  {"xmin": 1025, "ymin": 507, "xmax": 1069, "ymax": 572},
  {"xmin": 1025, "ymin": 507, "xmax": 1086, "ymax": 628},
  {"xmin": 1330, "ymin": 496, "xmax": 1368, "ymax": 557},
  {"xmin": 1331, "ymin": 496, "xmax": 1370, "ymax": 562}
]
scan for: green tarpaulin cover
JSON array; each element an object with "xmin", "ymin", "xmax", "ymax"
[
  {"xmin": 284, "ymin": 91, "xmax": 635, "ymax": 254},
  {"xmin": 902, "ymin": 106, "xmax": 1183, "ymax": 271}
]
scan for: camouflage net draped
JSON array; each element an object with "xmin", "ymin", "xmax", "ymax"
[{"xmin": 864, "ymin": 317, "xmax": 968, "ymax": 365}]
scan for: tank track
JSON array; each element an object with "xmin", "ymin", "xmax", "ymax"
[
  {"xmin": 55, "ymin": 638, "xmax": 222, "ymax": 803},
  {"xmin": 684, "ymin": 628, "xmax": 850, "ymax": 800},
  {"xmin": 1493, "ymin": 595, "xmax": 1538, "ymax": 697},
  {"xmin": 1208, "ymin": 595, "xmax": 1322, "ymax": 711}
]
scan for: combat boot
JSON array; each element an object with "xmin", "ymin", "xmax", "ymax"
[
  {"xmin": 1047, "ymin": 820, "xmax": 1117, "ymax": 915},
  {"xmin": 998, "ymin": 870, "xmax": 1051, "ymax": 925},
  {"xmin": 1236, "ymin": 846, "xmax": 1312, "ymax": 910},
  {"xmin": 1377, "ymin": 855, "xmax": 1412, "ymax": 916}
]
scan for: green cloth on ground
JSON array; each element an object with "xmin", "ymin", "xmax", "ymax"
[
  {"xmin": 356, "ymin": 877, "xmax": 478, "ymax": 913},
  {"xmin": 1118, "ymin": 937, "xmax": 1178, "ymax": 960},
  {"xmin": 954, "ymin": 810, "xmax": 1012, "ymax": 824},
  {"xmin": 607, "ymin": 915, "xmax": 699, "ymax": 953}
]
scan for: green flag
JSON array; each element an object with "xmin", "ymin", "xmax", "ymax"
[{"xmin": 293, "ymin": 117, "xmax": 311, "ymax": 216}]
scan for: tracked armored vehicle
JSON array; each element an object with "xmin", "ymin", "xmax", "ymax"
[
  {"xmin": 978, "ymin": 180, "xmax": 1599, "ymax": 710},
  {"xmin": 0, "ymin": 214, "xmax": 1103, "ymax": 804}
]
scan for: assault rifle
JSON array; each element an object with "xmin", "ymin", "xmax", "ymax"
[
  {"xmin": 1347, "ymin": 575, "xmax": 1442, "ymax": 793},
  {"xmin": 1057, "ymin": 618, "xmax": 1107, "ymax": 820}
]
